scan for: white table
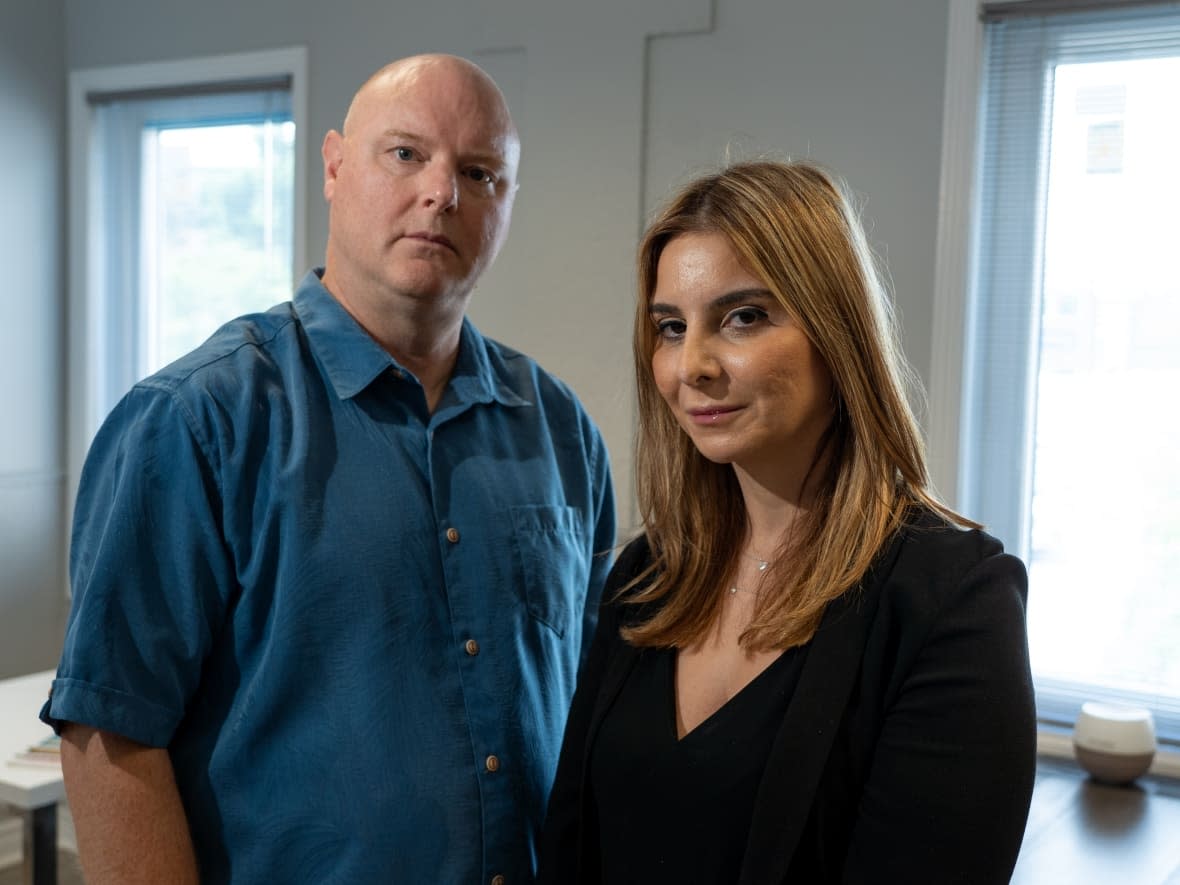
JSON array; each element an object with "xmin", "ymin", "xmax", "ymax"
[{"xmin": 0, "ymin": 670, "xmax": 64, "ymax": 885}]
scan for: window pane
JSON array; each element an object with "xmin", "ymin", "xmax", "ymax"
[
  {"xmin": 1027, "ymin": 57, "xmax": 1180, "ymax": 700},
  {"xmin": 143, "ymin": 120, "xmax": 295, "ymax": 374}
]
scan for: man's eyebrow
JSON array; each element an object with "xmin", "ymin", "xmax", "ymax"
[{"xmin": 380, "ymin": 128, "xmax": 424, "ymax": 142}]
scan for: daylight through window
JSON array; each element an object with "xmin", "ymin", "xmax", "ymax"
[{"xmin": 969, "ymin": 5, "xmax": 1180, "ymax": 740}]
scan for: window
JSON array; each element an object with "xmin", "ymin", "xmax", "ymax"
[
  {"xmin": 963, "ymin": 4, "xmax": 1180, "ymax": 741},
  {"xmin": 67, "ymin": 48, "xmax": 307, "ymax": 506}
]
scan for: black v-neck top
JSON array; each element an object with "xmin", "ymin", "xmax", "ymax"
[{"xmin": 588, "ymin": 644, "xmax": 805, "ymax": 884}]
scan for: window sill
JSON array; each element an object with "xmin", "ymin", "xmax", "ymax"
[
  {"xmin": 1038, "ymin": 727, "xmax": 1180, "ymax": 781},
  {"xmin": 1016, "ymin": 754, "xmax": 1180, "ymax": 883}
]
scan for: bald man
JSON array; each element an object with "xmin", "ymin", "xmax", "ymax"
[{"xmin": 42, "ymin": 55, "xmax": 615, "ymax": 885}]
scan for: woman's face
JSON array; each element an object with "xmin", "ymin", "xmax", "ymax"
[{"xmin": 648, "ymin": 231, "xmax": 834, "ymax": 489}]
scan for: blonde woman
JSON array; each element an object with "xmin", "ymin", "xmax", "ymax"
[{"xmin": 539, "ymin": 161, "xmax": 1035, "ymax": 884}]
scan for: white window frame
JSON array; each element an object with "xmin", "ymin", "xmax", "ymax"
[
  {"xmin": 931, "ymin": 0, "xmax": 1180, "ymax": 777},
  {"xmin": 65, "ymin": 47, "xmax": 308, "ymax": 583}
]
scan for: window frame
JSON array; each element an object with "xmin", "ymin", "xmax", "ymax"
[
  {"xmin": 65, "ymin": 47, "xmax": 308, "ymax": 580},
  {"xmin": 932, "ymin": 0, "xmax": 1180, "ymax": 774}
]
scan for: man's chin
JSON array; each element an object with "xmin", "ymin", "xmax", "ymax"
[{"xmin": 383, "ymin": 272, "xmax": 471, "ymax": 307}]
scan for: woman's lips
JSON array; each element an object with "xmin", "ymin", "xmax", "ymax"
[{"xmin": 686, "ymin": 406, "xmax": 742, "ymax": 425}]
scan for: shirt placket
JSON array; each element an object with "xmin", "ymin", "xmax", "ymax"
[{"xmin": 427, "ymin": 412, "xmax": 518, "ymax": 885}]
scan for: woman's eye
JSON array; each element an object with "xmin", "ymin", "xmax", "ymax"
[
  {"xmin": 393, "ymin": 147, "xmax": 415, "ymax": 161},
  {"xmin": 655, "ymin": 318, "xmax": 686, "ymax": 340},
  {"xmin": 726, "ymin": 307, "xmax": 767, "ymax": 329}
]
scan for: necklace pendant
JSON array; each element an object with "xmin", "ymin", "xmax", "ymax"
[
  {"xmin": 729, "ymin": 586, "xmax": 738, "ymax": 594},
  {"xmin": 757, "ymin": 560, "xmax": 768, "ymax": 571}
]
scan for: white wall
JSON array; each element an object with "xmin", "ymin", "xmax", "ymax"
[
  {"xmin": 0, "ymin": 0, "xmax": 68, "ymax": 677},
  {"xmin": 0, "ymin": 0, "xmax": 954, "ymax": 674},
  {"xmin": 1, "ymin": 0, "xmax": 953, "ymax": 672},
  {"xmin": 62, "ymin": 0, "xmax": 951, "ymax": 537}
]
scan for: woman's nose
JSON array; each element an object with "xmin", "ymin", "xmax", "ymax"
[{"xmin": 677, "ymin": 333, "xmax": 720, "ymax": 385}]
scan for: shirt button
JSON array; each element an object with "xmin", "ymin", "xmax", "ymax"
[
  {"xmin": 392, "ymin": 368, "xmax": 404, "ymax": 380},
  {"xmin": 464, "ymin": 639, "xmax": 480, "ymax": 656},
  {"xmin": 446, "ymin": 527, "xmax": 460, "ymax": 543},
  {"xmin": 491, "ymin": 876, "xmax": 505, "ymax": 885},
  {"xmin": 485, "ymin": 754, "xmax": 500, "ymax": 773}
]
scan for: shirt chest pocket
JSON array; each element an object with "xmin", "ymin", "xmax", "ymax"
[{"xmin": 510, "ymin": 504, "xmax": 589, "ymax": 637}]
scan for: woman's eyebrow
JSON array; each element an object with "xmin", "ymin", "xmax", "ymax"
[
  {"xmin": 711, "ymin": 288, "xmax": 776, "ymax": 309},
  {"xmin": 648, "ymin": 288, "xmax": 775, "ymax": 317}
]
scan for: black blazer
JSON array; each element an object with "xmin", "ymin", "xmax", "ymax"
[{"xmin": 539, "ymin": 511, "xmax": 1036, "ymax": 884}]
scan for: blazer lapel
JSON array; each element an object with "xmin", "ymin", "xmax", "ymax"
[
  {"xmin": 583, "ymin": 636, "xmax": 643, "ymax": 751},
  {"xmin": 738, "ymin": 531, "xmax": 904, "ymax": 883}
]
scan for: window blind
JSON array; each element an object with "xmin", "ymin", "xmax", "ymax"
[{"xmin": 969, "ymin": 2, "xmax": 1180, "ymax": 742}]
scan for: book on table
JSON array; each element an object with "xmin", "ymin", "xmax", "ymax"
[{"xmin": 7, "ymin": 733, "xmax": 61, "ymax": 769}]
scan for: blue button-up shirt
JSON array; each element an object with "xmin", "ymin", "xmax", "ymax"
[{"xmin": 43, "ymin": 270, "xmax": 615, "ymax": 884}]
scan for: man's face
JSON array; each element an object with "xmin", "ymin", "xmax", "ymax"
[{"xmin": 321, "ymin": 60, "xmax": 520, "ymax": 315}]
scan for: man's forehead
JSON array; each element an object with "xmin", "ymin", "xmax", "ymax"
[
  {"xmin": 352, "ymin": 65, "xmax": 514, "ymax": 133},
  {"xmin": 357, "ymin": 58, "xmax": 508, "ymax": 122}
]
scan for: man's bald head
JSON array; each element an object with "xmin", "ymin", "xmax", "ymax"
[{"xmin": 342, "ymin": 54, "xmax": 517, "ymax": 145}]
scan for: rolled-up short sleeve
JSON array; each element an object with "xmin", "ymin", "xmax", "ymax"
[{"xmin": 41, "ymin": 384, "xmax": 234, "ymax": 747}]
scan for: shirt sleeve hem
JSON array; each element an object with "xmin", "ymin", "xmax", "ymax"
[{"xmin": 39, "ymin": 676, "xmax": 180, "ymax": 748}]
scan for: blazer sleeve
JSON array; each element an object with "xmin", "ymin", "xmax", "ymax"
[{"xmin": 842, "ymin": 541, "xmax": 1037, "ymax": 884}]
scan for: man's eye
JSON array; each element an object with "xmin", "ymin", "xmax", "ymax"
[
  {"xmin": 466, "ymin": 167, "xmax": 495, "ymax": 184},
  {"xmin": 393, "ymin": 147, "xmax": 415, "ymax": 161}
]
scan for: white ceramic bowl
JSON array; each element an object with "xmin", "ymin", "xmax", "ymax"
[{"xmin": 1072, "ymin": 701, "xmax": 1156, "ymax": 784}]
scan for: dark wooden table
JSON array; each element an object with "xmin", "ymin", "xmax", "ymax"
[{"xmin": 1012, "ymin": 757, "xmax": 1180, "ymax": 884}]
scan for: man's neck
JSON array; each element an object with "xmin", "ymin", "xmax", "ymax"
[
  {"xmin": 320, "ymin": 267, "xmax": 467, "ymax": 413},
  {"xmin": 386, "ymin": 324, "xmax": 462, "ymax": 414}
]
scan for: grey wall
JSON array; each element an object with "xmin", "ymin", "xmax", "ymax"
[
  {"xmin": 1, "ymin": 0, "xmax": 951, "ymax": 675},
  {"xmin": 0, "ymin": 0, "xmax": 67, "ymax": 678}
]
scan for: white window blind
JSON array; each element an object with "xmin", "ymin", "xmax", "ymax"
[
  {"xmin": 968, "ymin": 2, "xmax": 1180, "ymax": 742},
  {"xmin": 88, "ymin": 82, "xmax": 294, "ymax": 426}
]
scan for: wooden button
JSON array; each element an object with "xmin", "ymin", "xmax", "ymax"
[
  {"xmin": 491, "ymin": 876, "xmax": 505, "ymax": 885},
  {"xmin": 485, "ymin": 754, "xmax": 500, "ymax": 773},
  {"xmin": 464, "ymin": 639, "xmax": 480, "ymax": 656},
  {"xmin": 446, "ymin": 527, "xmax": 460, "ymax": 543}
]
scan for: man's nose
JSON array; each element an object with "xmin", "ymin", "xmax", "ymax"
[{"xmin": 422, "ymin": 163, "xmax": 458, "ymax": 213}]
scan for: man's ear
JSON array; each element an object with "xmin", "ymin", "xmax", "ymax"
[{"xmin": 322, "ymin": 130, "xmax": 344, "ymax": 200}]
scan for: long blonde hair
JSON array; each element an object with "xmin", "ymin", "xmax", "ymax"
[{"xmin": 624, "ymin": 160, "xmax": 972, "ymax": 651}]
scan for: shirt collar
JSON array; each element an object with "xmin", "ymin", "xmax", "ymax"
[
  {"xmin": 446, "ymin": 320, "xmax": 531, "ymax": 410},
  {"xmin": 293, "ymin": 269, "xmax": 530, "ymax": 409},
  {"xmin": 293, "ymin": 270, "xmax": 395, "ymax": 400}
]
